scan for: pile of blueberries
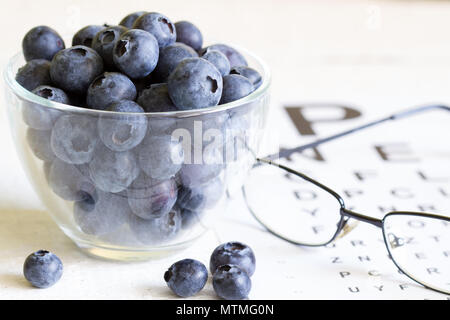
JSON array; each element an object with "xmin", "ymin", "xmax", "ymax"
[
  {"xmin": 16, "ymin": 11, "xmax": 263, "ymax": 245},
  {"xmin": 23, "ymin": 241, "xmax": 255, "ymax": 300},
  {"xmin": 165, "ymin": 241, "xmax": 255, "ymax": 300}
]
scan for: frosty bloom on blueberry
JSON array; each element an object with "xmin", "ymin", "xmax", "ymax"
[
  {"xmin": 113, "ymin": 29, "xmax": 159, "ymax": 79},
  {"xmin": 23, "ymin": 250, "xmax": 63, "ymax": 288},
  {"xmin": 132, "ymin": 12, "xmax": 177, "ymax": 48},
  {"xmin": 87, "ymin": 72, "xmax": 137, "ymax": 110},
  {"xmin": 164, "ymin": 259, "xmax": 208, "ymax": 297},
  {"xmin": 213, "ymin": 264, "xmax": 252, "ymax": 300},
  {"xmin": 15, "ymin": 59, "xmax": 52, "ymax": 91},
  {"xmin": 50, "ymin": 46, "xmax": 104, "ymax": 94},
  {"xmin": 22, "ymin": 26, "xmax": 65, "ymax": 62},
  {"xmin": 168, "ymin": 57, "xmax": 223, "ymax": 110}
]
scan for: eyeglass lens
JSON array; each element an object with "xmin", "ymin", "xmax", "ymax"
[
  {"xmin": 383, "ymin": 213, "xmax": 450, "ymax": 294},
  {"xmin": 243, "ymin": 161, "xmax": 343, "ymax": 246}
]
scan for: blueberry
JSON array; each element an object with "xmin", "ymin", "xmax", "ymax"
[
  {"xmin": 201, "ymin": 44, "xmax": 247, "ymax": 68},
  {"xmin": 128, "ymin": 206, "xmax": 182, "ymax": 244},
  {"xmin": 230, "ymin": 66, "xmax": 262, "ymax": 90},
  {"xmin": 23, "ymin": 250, "xmax": 63, "ymax": 288},
  {"xmin": 179, "ymin": 163, "xmax": 223, "ymax": 188},
  {"xmin": 22, "ymin": 86, "xmax": 67, "ymax": 130},
  {"xmin": 154, "ymin": 42, "xmax": 198, "ymax": 82},
  {"xmin": 33, "ymin": 85, "xmax": 70, "ymax": 104},
  {"xmin": 75, "ymin": 163, "xmax": 91, "ymax": 178},
  {"xmin": 179, "ymin": 147, "xmax": 224, "ymax": 187},
  {"xmin": 212, "ymin": 265, "xmax": 251, "ymax": 300},
  {"xmin": 119, "ymin": 11, "xmax": 147, "ymax": 29},
  {"xmin": 174, "ymin": 21, "xmax": 203, "ymax": 51},
  {"xmin": 132, "ymin": 12, "xmax": 176, "ymax": 48},
  {"xmin": 50, "ymin": 46, "xmax": 104, "ymax": 94},
  {"xmin": 26, "ymin": 128, "xmax": 55, "ymax": 162},
  {"xmin": 137, "ymin": 83, "xmax": 177, "ymax": 112},
  {"xmin": 97, "ymin": 100, "xmax": 147, "ymax": 151},
  {"xmin": 89, "ymin": 144, "xmax": 139, "ymax": 193},
  {"xmin": 210, "ymin": 242, "xmax": 256, "ymax": 277},
  {"xmin": 87, "ymin": 72, "xmax": 137, "ymax": 110},
  {"xmin": 137, "ymin": 135, "xmax": 184, "ymax": 180},
  {"xmin": 164, "ymin": 259, "xmax": 208, "ymax": 297},
  {"xmin": 49, "ymin": 158, "xmax": 96, "ymax": 201},
  {"xmin": 168, "ymin": 58, "xmax": 223, "ymax": 110},
  {"xmin": 50, "ymin": 114, "xmax": 98, "ymax": 164},
  {"xmin": 177, "ymin": 176, "xmax": 225, "ymax": 211},
  {"xmin": 74, "ymin": 190, "xmax": 131, "ymax": 236},
  {"xmin": 179, "ymin": 207, "xmax": 204, "ymax": 230},
  {"xmin": 113, "ymin": 29, "xmax": 159, "ymax": 79},
  {"xmin": 147, "ymin": 117, "xmax": 179, "ymax": 136},
  {"xmin": 202, "ymin": 50, "xmax": 230, "ymax": 76},
  {"xmin": 22, "ymin": 26, "xmax": 65, "ymax": 61},
  {"xmin": 15, "ymin": 59, "xmax": 52, "ymax": 91},
  {"xmin": 220, "ymin": 74, "xmax": 254, "ymax": 104},
  {"xmin": 175, "ymin": 112, "xmax": 229, "ymax": 137},
  {"xmin": 66, "ymin": 92, "xmax": 87, "ymax": 108},
  {"xmin": 222, "ymin": 112, "xmax": 255, "ymax": 191},
  {"xmin": 224, "ymin": 109, "xmax": 254, "ymax": 147},
  {"xmin": 91, "ymin": 25, "xmax": 128, "ymax": 69},
  {"xmin": 133, "ymin": 74, "xmax": 159, "ymax": 96},
  {"xmin": 72, "ymin": 25, "xmax": 106, "ymax": 47},
  {"xmin": 127, "ymin": 173, "xmax": 177, "ymax": 220}
]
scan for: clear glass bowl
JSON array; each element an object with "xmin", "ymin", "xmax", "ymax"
[{"xmin": 3, "ymin": 48, "xmax": 271, "ymax": 261}]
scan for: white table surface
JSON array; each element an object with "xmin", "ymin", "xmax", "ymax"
[{"xmin": 1, "ymin": 0, "xmax": 450, "ymax": 300}]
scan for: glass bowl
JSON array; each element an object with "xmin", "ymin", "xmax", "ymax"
[{"xmin": 3, "ymin": 47, "xmax": 271, "ymax": 261}]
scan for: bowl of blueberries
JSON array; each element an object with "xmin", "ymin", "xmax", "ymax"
[{"xmin": 4, "ymin": 11, "xmax": 270, "ymax": 261}]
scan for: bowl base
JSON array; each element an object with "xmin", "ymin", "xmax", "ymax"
[{"xmin": 73, "ymin": 236, "xmax": 204, "ymax": 262}]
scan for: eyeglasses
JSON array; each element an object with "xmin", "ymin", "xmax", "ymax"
[{"xmin": 242, "ymin": 104, "xmax": 450, "ymax": 295}]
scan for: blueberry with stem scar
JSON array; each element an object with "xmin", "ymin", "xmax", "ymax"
[
  {"xmin": 23, "ymin": 250, "xmax": 63, "ymax": 288},
  {"xmin": 164, "ymin": 259, "xmax": 208, "ymax": 297}
]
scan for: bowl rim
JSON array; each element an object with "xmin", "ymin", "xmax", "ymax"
[{"xmin": 4, "ymin": 44, "xmax": 271, "ymax": 118}]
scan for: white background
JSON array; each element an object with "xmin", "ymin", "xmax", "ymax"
[{"xmin": 0, "ymin": 0, "xmax": 449, "ymax": 299}]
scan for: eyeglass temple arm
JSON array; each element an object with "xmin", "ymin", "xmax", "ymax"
[{"xmin": 266, "ymin": 104, "xmax": 449, "ymax": 161}]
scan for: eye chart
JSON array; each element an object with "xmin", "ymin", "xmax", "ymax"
[{"xmin": 218, "ymin": 102, "xmax": 450, "ymax": 300}]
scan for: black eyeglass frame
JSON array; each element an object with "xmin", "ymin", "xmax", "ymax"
[
  {"xmin": 247, "ymin": 157, "xmax": 450, "ymax": 295},
  {"xmin": 243, "ymin": 104, "xmax": 450, "ymax": 295}
]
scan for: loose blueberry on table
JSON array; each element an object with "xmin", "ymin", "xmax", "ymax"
[
  {"xmin": 23, "ymin": 250, "xmax": 63, "ymax": 288},
  {"xmin": 210, "ymin": 241, "xmax": 256, "ymax": 276},
  {"xmin": 18, "ymin": 10, "xmax": 263, "ymax": 251},
  {"xmin": 212, "ymin": 264, "xmax": 252, "ymax": 300},
  {"xmin": 164, "ymin": 259, "xmax": 208, "ymax": 297}
]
